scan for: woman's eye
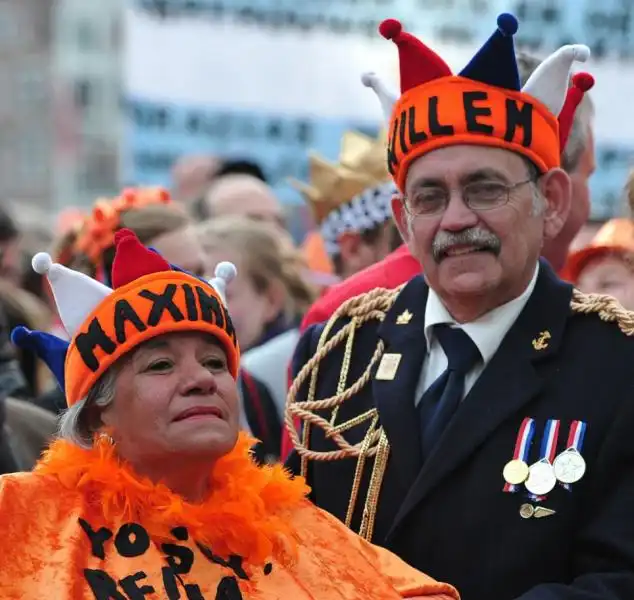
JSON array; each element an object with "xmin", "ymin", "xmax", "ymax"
[
  {"xmin": 146, "ymin": 359, "xmax": 173, "ymax": 372},
  {"xmin": 204, "ymin": 357, "xmax": 227, "ymax": 371}
]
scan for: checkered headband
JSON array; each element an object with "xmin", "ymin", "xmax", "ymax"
[{"xmin": 319, "ymin": 181, "xmax": 397, "ymax": 257}]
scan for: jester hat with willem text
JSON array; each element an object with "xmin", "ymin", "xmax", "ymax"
[
  {"xmin": 12, "ymin": 229, "xmax": 239, "ymax": 408},
  {"xmin": 362, "ymin": 14, "xmax": 595, "ymax": 191}
]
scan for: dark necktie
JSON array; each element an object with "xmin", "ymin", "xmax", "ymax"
[{"xmin": 418, "ymin": 324, "xmax": 481, "ymax": 460}]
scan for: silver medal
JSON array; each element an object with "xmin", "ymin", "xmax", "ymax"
[
  {"xmin": 553, "ymin": 448, "xmax": 586, "ymax": 484},
  {"xmin": 524, "ymin": 459, "xmax": 557, "ymax": 496}
]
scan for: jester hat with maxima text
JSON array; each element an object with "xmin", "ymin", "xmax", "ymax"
[
  {"xmin": 12, "ymin": 229, "xmax": 239, "ymax": 407},
  {"xmin": 361, "ymin": 14, "xmax": 594, "ymax": 191}
]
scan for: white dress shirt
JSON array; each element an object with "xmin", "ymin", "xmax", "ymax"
[{"xmin": 414, "ymin": 263, "xmax": 540, "ymax": 405}]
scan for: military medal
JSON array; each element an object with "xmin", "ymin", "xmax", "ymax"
[
  {"xmin": 524, "ymin": 459, "xmax": 557, "ymax": 496},
  {"xmin": 554, "ymin": 448, "xmax": 586, "ymax": 484},
  {"xmin": 503, "ymin": 418, "xmax": 535, "ymax": 492},
  {"xmin": 503, "ymin": 459, "xmax": 529, "ymax": 485},
  {"xmin": 524, "ymin": 419, "xmax": 560, "ymax": 498},
  {"xmin": 519, "ymin": 503, "xmax": 534, "ymax": 519},
  {"xmin": 553, "ymin": 420, "xmax": 587, "ymax": 486}
]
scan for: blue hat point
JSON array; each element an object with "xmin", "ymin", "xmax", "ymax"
[
  {"xmin": 459, "ymin": 13, "xmax": 520, "ymax": 91},
  {"xmin": 11, "ymin": 326, "xmax": 69, "ymax": 392}
]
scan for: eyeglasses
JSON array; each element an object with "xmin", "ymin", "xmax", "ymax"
[{"xmin": 403, "ymin": 179, "xmax": 534, "ymax": 217}]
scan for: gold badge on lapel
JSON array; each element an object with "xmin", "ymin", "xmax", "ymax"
[
  {"xmin": 531, "ymin": 330, "xmax": 551, "ymax": 351},
  {"xmin": 396, "ymin": 309, "xmax": 413, "ymax": 325},
  {"xmin": 375, "ymin": 353, "xmax": 402, "ymax": 380}
]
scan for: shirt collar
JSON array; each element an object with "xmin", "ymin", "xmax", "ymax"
[{"xmin": 424, "ymin": 263, "xmax": 540, "ymax": 364}]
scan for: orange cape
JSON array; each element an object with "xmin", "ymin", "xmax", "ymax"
[{"xmin": 0, "ymin": 433, "xmax": 458, "ymax": 599}]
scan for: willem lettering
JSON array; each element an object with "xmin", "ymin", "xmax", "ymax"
[{"xmin": 388, "ymin": 92, "xmax": 534, "ymax": 174}]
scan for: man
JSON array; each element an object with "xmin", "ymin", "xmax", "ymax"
[
  {"xmin": 287, "ymin": 14, "xmax": 634, "ymax": 600},
  {"xmin": 299, "ymin": 50, "xmax": 596, "ymax": 331},
  {"xmin": 170, "ymin": 154, "xmax": 221, "ymax": 204},
  {"xmin": 200, "ymin": 173, "xmax": 286, "ymax": 230},
  {"xmin": 291, "ymin": 129, "xmax": 400, "ymax": 280}
]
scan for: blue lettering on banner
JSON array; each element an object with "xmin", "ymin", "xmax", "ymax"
[
  {"xmin": 131, "ymin": 0, "xmax": 634, "ymax": 61},
  {"xmin": 122, "ymin": 97, "xmax": 380, "ymax": 206}
]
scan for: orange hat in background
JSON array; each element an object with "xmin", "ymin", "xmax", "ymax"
[{"xmin": 562, "ymin": 218, "xmax": 634, "ymax": 283}]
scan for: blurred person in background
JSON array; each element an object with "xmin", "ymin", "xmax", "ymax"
[
  {"xmin": 198, "ymin": 216, "xmax": 315, "ymax": 352},
  {"xmin": 291, "ymin": 129, "xmax": 400, "ymax": 282},
  {"xmin": 0, "ymin": 303, "xmax": 56, "ymax": 473},
  {"xmin": 0, "ymin": 279, "xmax": 53, "ymax": 397},
  {"xmin": 200, "ymin": 173, "xmax": 286, "ymax": 230},
  {"xmin": 562, "ymin": 218, "xmax": 634, "ymax": 308},
  {"xmin": 517, "ymin": 52, "xmax": 596, "ymax": 271},
  {"xmin": 0, "ymin": 207, "xmax": 22, "ymax": 286},
  {"xmin": 171, "ymin": 154, "xmax": 222, "ymax": 204}
]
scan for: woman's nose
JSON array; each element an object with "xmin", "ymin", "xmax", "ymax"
[{"xmin": 180, "ymin": 360, "xmax": 218, "ymax": 395}]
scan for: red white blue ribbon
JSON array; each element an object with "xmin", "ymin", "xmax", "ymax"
[
  {"xmin": 566, "ymin": 420, "xmax": 586, "ymax": 452},
  {"xmin": 503, "ymin": 417, "xmax": 535, "ymax": 493},
  {"xmin": 540, "ymin": 419, "xmax": 560, "ymax": 464},
  {"xmin": 560, "ymin": 420, "xmax": 586, "ymax": 490},
  {"xmin": 529, "ymin": 418, "xmax": 560, "ymax": 500}
]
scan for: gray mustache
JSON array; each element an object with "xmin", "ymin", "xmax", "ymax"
[{"xmin": 432, "ymin": 228, "xmax": 501, "ymax": 262}]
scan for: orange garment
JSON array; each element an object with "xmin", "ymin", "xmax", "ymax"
[{"xmin": 0, "ymin": 432, "xmax": 458, "ymax": 600}]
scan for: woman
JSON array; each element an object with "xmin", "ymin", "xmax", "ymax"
[
  {"xmin": 37, "ymin": 188, "xmax": 207, "ymax": 415},
  {"xmin": 562, "ymin": 218, "xmax": 634, "ymax": 309},
  {"xmin": 2, "ymin": 229, "xmax": 458, "ymax": 599},
  {"xmin": 197, "ymin": 216, "xmax": 315, "ymax": 352}
]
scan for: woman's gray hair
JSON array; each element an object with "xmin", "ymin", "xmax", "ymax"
[{"xmin": 57, "ymin": 368, "xmax": 117, "ymax": 449}]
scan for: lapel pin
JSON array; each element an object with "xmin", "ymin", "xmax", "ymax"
[
  {"xmin": 534, "ymin": 506, "xmax": 556, "ymax": 519},
  {"xmin": 396, "ymin": 309, "xmax": 413, "ymax": 325},
  {"xmin": 375, "ymin": 353, "xmax": 402, "ymax": 381},
  {"xmin": 519, "ymin": 503, "xmax": 556, "ymax": 519},
  {"xmin": 532, "ymin": 330, "xmax": 551, "ymax": 351}
]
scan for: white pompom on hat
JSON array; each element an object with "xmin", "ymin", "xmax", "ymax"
[
  {"xmin": 208, "ymin": 261, "xmax": 237, "ymax": 306},
  {"xmin": 522, "ymin": 44, "xmax": 591, "ymax": 117},
  {"xmin": 32, "ymin": 252, "xmax": 112, "ymax": 338}
]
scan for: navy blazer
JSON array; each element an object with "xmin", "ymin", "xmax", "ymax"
[{"xmin": 287, "ymin": 261, "xmax": 634, "ymax": 600}]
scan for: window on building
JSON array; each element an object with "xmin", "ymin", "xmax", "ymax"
[
  {"xmin": 74, "ymin": 79, "xmax": 95, "ymax": 110},
  {"xmin": 16, "ymin": 135, "xmax": 49, "ymax": 189},
  {"xmin": 18, "ymin": 67, "xmax": 46, "ymax": 108},
  {"xmin": 0, "ymin": 6, "xmax": 20, "ymax": 48},
  {"xmin": 77, "ymin": 20, "xmax": 98, "ymax": 51},
  {"xmin": 78, "ymin": 139, "xmax": 119, "ymax": 193}
]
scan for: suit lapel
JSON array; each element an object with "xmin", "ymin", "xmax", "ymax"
[
  {"xmin": 374, "ymin": 275, "xmax": 429, "ymax": 489},
  {"xmin": 388, "ymin": 261, "xmax": 573, "ymax": 538}
]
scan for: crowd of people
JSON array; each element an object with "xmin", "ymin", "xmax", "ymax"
[{"xmin": 1, "ymin": 10, "xmax": 634, "ymax": 599}]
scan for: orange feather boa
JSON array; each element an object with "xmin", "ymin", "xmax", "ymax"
[{"xmin": 35, "ymin": 432, "xmax": 310, "ymax": 568}]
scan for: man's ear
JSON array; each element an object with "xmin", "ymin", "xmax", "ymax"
[
  {"xmin": 538, "ymin": 168, "xmax": 572, "ymax": 241},
  {"xmin": 391, "ymin": 193, "xmax": 411, "ymax": 244}
]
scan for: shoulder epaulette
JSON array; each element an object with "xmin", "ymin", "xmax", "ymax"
[{"xmin": 570, "ymin": 289, "xmax": 634, "ymax": 336}]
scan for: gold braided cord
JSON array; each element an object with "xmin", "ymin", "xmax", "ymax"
[
  {"xmin": 285, "ymin": 286, "xmax": 400, "ymax": 540},
  {"xmin": 570, "ymin": 289, "xmax": 634, "ymax": 334},
  {"xmin": 286, "ymin": 286, "xmax": 400, "ymax": 464}
]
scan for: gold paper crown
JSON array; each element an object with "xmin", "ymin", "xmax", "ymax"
[{"xmin": 291, "ymin": 130, "xmax": 390, "ymax": 224}]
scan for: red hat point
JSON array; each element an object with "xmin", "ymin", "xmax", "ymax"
[
  {"xmin": 111, "ymin": 228, "xmax": 171, "ymax": 289},
  {"xmin": 558, "ymin": 71, "xmax": 595, "ymax": 150},
  {"xmin": 378, "ymin": 18, "xmax": 452, "ymax": 93}
]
